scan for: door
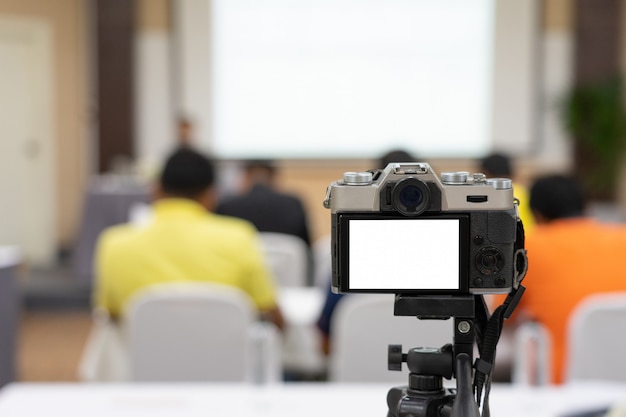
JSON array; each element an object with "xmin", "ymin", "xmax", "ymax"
[{"xmin": 0, "ymin": 18, "xmax": 55, "ymax": 266}]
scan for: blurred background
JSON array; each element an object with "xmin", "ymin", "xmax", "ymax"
[{"xmin": 1, "ymin": 0, "xmax": 626, "ymax": 383}]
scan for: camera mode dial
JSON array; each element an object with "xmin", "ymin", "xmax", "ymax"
[
  {"xmin": 441, "ymin": 171, "xmax": 470, "ymax": 184},
  {"xmin": 343, "ymin": 171, "xmax": 373, "ymax": 185}
]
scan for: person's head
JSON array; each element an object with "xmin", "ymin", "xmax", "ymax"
[
  {"xmin": 480, "ymin": 153, "xmax": 512, "ymax": 178},
  {"xmin": 530, "ymin": 174, "xmax": 586, "ymax": 223},
  {"xmin": 242, "ymin": 159, "xmax": 277, "ymax": 188},
  {"xmin": 156, "ymin": 147, "xmax": 216, "ymax": 208},
  {"xmin": 378, "ymin": 149, "xmax": 417, "ymax": 169}
]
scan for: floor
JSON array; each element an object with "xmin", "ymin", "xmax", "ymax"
[
  {"xmin": 16, "ymin": 264, "xmax": 93, "ymax": 382},
  {"xmin": 18, "ymin": 309, "xmax": 92, "ymax": 382}
]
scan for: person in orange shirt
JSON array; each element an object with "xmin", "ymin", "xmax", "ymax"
[{"xmin": 510, "ymin": 174, "xmax": 626, "ymax": 384}]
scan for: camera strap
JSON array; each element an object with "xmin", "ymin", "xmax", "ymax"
[{"xmin": 473, "ymin": 218, "xmax": 528, "ymax": 416}]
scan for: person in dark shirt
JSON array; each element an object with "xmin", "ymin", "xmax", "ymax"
[
  {"xmin": 378, "ymin": 148, "xmax": 417, "ymax": 168},
  {"xmin": 215, "ymin": 159, "xmax": 311, "ymax": 246}
]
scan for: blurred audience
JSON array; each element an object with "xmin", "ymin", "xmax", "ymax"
[
  {"xmin": 479, "ymin": 152, "xmax": 535, "ymax": 235},
  {"xmin": 378, "ymin": 148, "xmax": 418, "ymax": 168},
  {"xmin": 507, "ymin": 174, "xmax": 626, "ymax": 384},
  {"xmin": 216, "ymin": 159, "xmax": 311, "ymax": 247},
  {"xmin": 177, "ymin": 116, "xmax": 195, "ymax": 147},
  {"xmin": 317, "ymin": 149, "xmax": 418, "ymax": 355},
  {"xmin": 93, "ymin": 147, "xmax": 284, "ymax": 329}
]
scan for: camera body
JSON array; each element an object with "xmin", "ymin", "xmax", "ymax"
[{"xmin": 324, "ymin": 162, "xmax": 522, "ymax": 295}]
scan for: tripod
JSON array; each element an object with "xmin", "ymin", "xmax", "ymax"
[{"xmin": 386, "ymin": 294, "xmax": 498, "ymax": 417}]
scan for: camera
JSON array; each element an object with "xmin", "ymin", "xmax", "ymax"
[{"xmin": 323, "ymin": 162, "xmax": 526, "ymax": 295}]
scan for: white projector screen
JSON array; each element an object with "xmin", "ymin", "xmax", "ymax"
[
  {"xmin": 194, "ymin": 0, "xmax": 539, "ymax": 160},
  {"xmin": 211, "ymin": 0, "xmax": 496, "ymax": 159}
]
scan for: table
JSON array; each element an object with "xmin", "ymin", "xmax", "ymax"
[
  {"xmin": 73, "ymin": 176, "xmax": 150, "ymax": 286},
  {"xmin": 1, "ymin": 382, "xmax": 626, "ymax": 417},
  {"xmin": 0, "ymin": 246, "xmax": 20, "ymax": 388}
]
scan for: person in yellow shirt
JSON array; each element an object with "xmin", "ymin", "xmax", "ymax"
[{"xmin": 93, "ymin": 147, "xmax": 283, "ymax": 329}]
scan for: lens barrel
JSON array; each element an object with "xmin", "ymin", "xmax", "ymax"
[{"xmin": 391, "ymin": 178, "xmax": 431, "ymax": 216}]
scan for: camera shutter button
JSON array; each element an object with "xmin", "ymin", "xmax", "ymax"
[{"xmin": 486, "ymin": 178, "xmax": 513, "ymax": 190}]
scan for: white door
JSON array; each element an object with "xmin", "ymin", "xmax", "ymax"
[{"xmin": 0, "ymin": 18, "xmax": 55, "ymax": 266}]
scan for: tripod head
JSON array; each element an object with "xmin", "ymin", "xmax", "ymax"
[
  {"xmin": 387, "ymin": 344, "xmax": 457, "ymax": 417},
  {"xmin": 386, "ymin": 294, "xmax": 491, "ymax": 417}
]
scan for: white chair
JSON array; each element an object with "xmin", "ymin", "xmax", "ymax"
[
  {"xmin": 327, "ymin": 294, "xmax": 453, "ymax": 382},
  {"xmin": 511, "ymin": 321, "xmax": 551, "ymax": 386},
  {"xmin": 258, "ymin": 232, "xmax": 309, "ymax": 287},
  {"xmin": 78, "ymin": 307, "xmax": 131, "ymax": 382},
  {"xmin": 79, "ymin": 282, "xmax": 281, "ymax": 383},
  {"xmin": 278, "ymin": 287, "xmax": 327, "ymax": 377},
  {"xmin": 312, "ymin": 234, "xmax": 332, "ymax": 289},
  {"xmin": 127, "ymin": 201, "xmax": 153, "ymax": 226},
  {"xmin": 125, "ymin": 282, "xmax": 281, "ymax": 382},
  {"xmin": 565, "ymin": 292, "xmax": 626, "ymax": 383}
]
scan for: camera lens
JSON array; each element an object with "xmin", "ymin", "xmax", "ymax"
[
  {"xmin": 391, "ymin": 178, "xmax": 430, "ymax": 216},
  {"xmin": 399, "ymin": 185, "xmax": 424, "ymax": 207}
]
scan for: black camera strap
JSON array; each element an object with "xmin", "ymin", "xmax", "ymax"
[{"xmin": 473, "ymin": 218, "xmax": 528, "ymax": 416}]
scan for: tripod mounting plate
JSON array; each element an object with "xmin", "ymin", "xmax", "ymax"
[{"xmin": 394, "ymin": 294, "xmax": 475, "ymax": 319}]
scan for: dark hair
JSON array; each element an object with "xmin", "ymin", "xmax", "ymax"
[
  {"xmin": 159, "ymin": 147, "xmax": 215, "ymax": 198},
  {"xmin": 480, "ymin": 153, "xmax": 512, "ymax": 177},
  {"xmin": 530, "ymin": 174, "xmax": 586, "ymax": 221},
  {"xmin": 244, "ymin": 159, "xmax": 276, "ymax": 176},
  {"xmin": 378, "ymin": 149, "xmax": 417, "ymax": 169}
]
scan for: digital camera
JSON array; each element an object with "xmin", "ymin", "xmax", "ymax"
[{"xmin": 323, "ymin": 162, "xmax": 526, "ymax": 295}]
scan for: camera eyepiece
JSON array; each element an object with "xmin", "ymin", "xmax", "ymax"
[{"xmin": 391, "ymin": 178, "xmax": 431, "ymax": 216}]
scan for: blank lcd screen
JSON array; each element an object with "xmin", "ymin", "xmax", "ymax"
[{"xmin": 347, "ymin": 218, "xmax": 461, "ymax": 291}]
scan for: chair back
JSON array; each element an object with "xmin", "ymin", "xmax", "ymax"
[
  {"xmin": 328, "ymin": 294, "xmax": 453, "ymax": 382},
  {"xmin": 565, "ymin": 292, "xmax": 626, "ymax": 382},
  {"xmin": 259, "ymin": 232, "xmax": 309, "ymax": 287},
  {"xmin": 124, "ymin": 282, "xmax": 256, "ymax": 382},
  {"xmin": 312, "ymin": 234, "xmax": 332, "ymax": 288},
  {"xmin": 511, "ymin": 321, "xmax": 551, "ymax": 386}
]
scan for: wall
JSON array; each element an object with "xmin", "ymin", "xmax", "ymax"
[
  {"xmin": 135, "ymin": 0, "xmax": 174, "ymax": 172},
  {"xmin": 535, "ymin": 0, "xmax": 574, "ymax": 171},
  {"xmin": 0, "ymin": 1, "xmax": 601, "ymax": 261}
]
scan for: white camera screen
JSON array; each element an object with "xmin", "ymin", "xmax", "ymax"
[{"xmin": 348, "ymin": 219, "xmax": 460, "ymax": 290}]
